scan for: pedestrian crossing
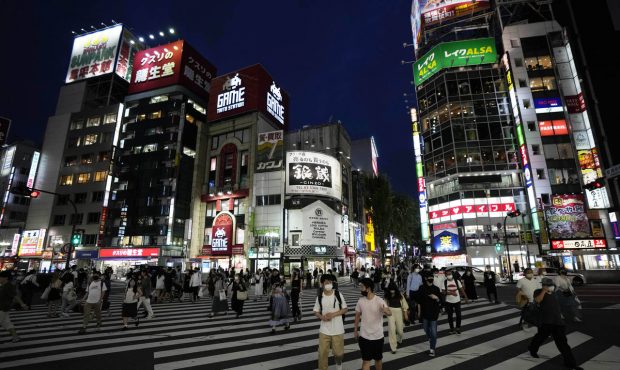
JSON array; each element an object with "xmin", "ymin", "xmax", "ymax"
[{"xmin": 0, "ymin": 279, "xmax": 617, "ymax": 369}]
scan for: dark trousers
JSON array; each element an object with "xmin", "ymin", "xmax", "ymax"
[
  {"xmin": 408, "ymin": 290, "xmax": 419, "ymax": 321},
  {"xmin": 191, "ymin": 286, "xmax": 199, "ymax": 301},
  {"xmin": 231, "ymin": 298, "xmax": 244, "ymax": 315},
  {"xmin": 519, "ymin": 304, "xmax": 527, "ymax": 325},
  {"xmin": 529, "ymin": 324, "xmax": 576, "ymax": 367},
  {"xmin": 486, "ymin": 286, "xmax": 498, "ymax": 302},
  {"xmin": 445, "ymin": 302, "xmax": 462, "ymax": 329},
  {"xmin": 291, "ymin": 288, "xmax": 301, "ymax": 318}
]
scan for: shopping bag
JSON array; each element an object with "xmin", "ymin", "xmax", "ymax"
[
  {"xmin": 237, "ymin": 290, "xmax": 248, "ymax": 301},
  {"xmin": 198, "ymin": 286, "xmax": 205, "ymax": 298},
  {"xmin": 219, "ymin": 289, "xmax": 226, "ymax": 301}
]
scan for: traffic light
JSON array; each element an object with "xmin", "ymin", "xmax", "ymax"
[
  {"xmin": 10, "ymin": 185, "xmax": 40, "ymax": 198},
  {"xmin": 584, "ymin": 179, "xmax": 605, "ymax": 191},
  {"xmin": 71, "ymin": 231, "xmax": 82, "ymax": 246},
  {"xmin": 507, "ymin": 210, "xmax": 521, "ymax": 218},
  {"xmin": 495, "ymin": 243, "xmax": 502, "ymax": 252}
]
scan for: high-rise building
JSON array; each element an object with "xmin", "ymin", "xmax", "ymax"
[
  {"xmin": 24, "ymin": 24, "xmax": 144, "ymax": 271},
  {"xmin": 100, "ymin": 40, "xmax": 216, "ymax": 272}
]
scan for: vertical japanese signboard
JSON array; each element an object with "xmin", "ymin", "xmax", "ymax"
[
  {"xmin": 412, "ymin": 108, "xmax": 429, "ymax": 241},
  {"xmin": 65, "ymin": 25, "xmax": 123, "ymax": 83}
]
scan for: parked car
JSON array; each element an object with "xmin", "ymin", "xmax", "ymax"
[
  {"xmin": 513, "ymin": 267, "xmax": 586, "ymax": 286},
  {"xmin": 444, "ymin": 265, "xmax": 486, "ymax": 285}
]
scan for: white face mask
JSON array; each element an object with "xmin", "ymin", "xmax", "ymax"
[
  {"xmin": 526, "ymin": 274, "xmax": 533, "ymax": 279},
  {"xmin": 324, "ymin": 284, "xmax": 333, "ymax": 291},
  {"xmin": 446, "ymin": 276, "xmax": 453, "ymax": 280},
  {"xmin": 546, "ymin": 286, "xmax": 555, "ymax": 292},
  {"xmin": 414, "ymin": 269, "xmax": 420, "ymax": 273}
]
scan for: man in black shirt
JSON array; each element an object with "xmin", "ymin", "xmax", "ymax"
[
  {"xmin": 528, "ymin": 278, "xmax": 583, "ymax": 370},
  {"xmin": 483, "ymin": 265, "xmax": 499, "ymax": 304},
  {"xmin": 419, "ymin": 274, "xmax": 441, "ymax": 357}
]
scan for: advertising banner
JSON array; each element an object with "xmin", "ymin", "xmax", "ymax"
[
  {"xmin": 565, "ymin": 92, "xmax": 586, "ymax": 113},
  {"xmin": 18, "ymin": 229, "xmax": 46, "ymax": 257},
  {"xmin": 286, "ymin": 151, "xmax": 342, "ymax": 200},
  {"xmin": 209, "ymin": 212, "xmax": 235, "ymax": 256},
  {"xmin": 0, "ymin": 117, "xmax": 10, "ymax": 146},
  {"xmin": 65, "ymin": 25, "xmax": 123, "ymax": 83},
  {"xmin": 99, "ymin": 248, "xmax": 160, "ymax": 258},
  {"xmin": 545, "ymin": 195, "xmax": 591, "ymax": 239},
  {"xmin": 610, "ymin": 212, "xmax": 620, "ymax": 240},
  {"xmin": 420, "ymin": 0, "xmax": 490, "ymax": 26},
  {"xmin": 432, "ymin": 229, "xmax": 461, "ymax": 254},
  {"xmin": 550, "ymin": 239, "xmax": 606, "ymax": 250},
  {"xmin": 114, "ymin": 31, "xmax": 142, "ymax": 82},
  {"xmin": 539, "ymin": 120, "xmax": 568, "ymax": 136},
  {"xmin": 256, "ymin": 130, "xmax": 284, "ymax": 172},
  {"xmin": 534, "ymin": 97, "xmax": 562, "ymax": 110},
  {"xmin": 207, "ymin": 64, "xmax": 289, "ymax": 127},
  {"xmin": 414, "ymin": 38, "xmax": 497, "ymax": 85},
  {"xmin": 128, "ymin": 40, "xmax": 216, "ymax": 99},
  {"xmin": 428, "ymin": 198, "xmax": 516, "ymax": 222},
  {"xmin": 75, "ymin": 250, "xmax": 98, "ymax": 259},
  {"xmin": 300, "ymin": 201, "xmax": 338, "ymax": 247}
]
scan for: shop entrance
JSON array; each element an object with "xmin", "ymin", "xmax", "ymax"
[{"xmin": 308, "ymin": 260, "xmax": 332, "ymax": 273}]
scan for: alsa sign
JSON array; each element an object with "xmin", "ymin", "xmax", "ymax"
[
  {"xmin": 128, "ymin": 40, "xmax": 216, "ymax": 99},
  {"xmin": 207, "ymin": 64, "xmax": 289, "ymax": 127}
]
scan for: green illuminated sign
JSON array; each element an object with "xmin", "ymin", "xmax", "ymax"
[
  {"xmin": 416, "ymin": 162, "xmax": 424, "ymax": 177},
  {"xmin": 516, "ymin": 125, "xmax": 525, "ymax": 146},
  {"xmin": 413, "ymin": 38, "xmax": 498, "ymax": 86}
]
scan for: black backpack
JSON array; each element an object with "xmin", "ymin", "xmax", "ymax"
[{"xmin": 318, "ymin": 289, "xmax": 346, "ymax": 323}]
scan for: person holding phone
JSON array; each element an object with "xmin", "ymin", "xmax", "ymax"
[{"xmin": 354, "ymin": 278, "xmax": 392, "ymax": 370}]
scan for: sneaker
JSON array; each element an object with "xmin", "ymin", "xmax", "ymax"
[
  {"xmin": 270, "ymin": 329, "xmax": 276, "ymax": 335},
  {"xmin": 78, "ymin": 328, "xmax": 86, "ymax": 335},
  {"xmin": 449, "ymin": 329, "xmax": 455, "ymax": 334},
  {"xmin": 11, "ymin": 336, "xmax": 21, "ymax": 343},
  {"xmin": 61, "ymin": 312, "xmax": 70, "ymax": 318},
  {"xmin": 429, "ymin": 349, "xmax": 435, "ymax": 357},
  {"xmin": 456, "ymin": 328, "xmax": 461, "ymax": 335},
  {"xmin": 528, "ymin": 347, "xmax": 539, "ymax": 358},
  {"xmin": 146, "ymin": 315, "xmax": 154, "ymax": 320},
  {"xmin": 391, "ymin": 350, "xmax": 397, "ymax": 354}
]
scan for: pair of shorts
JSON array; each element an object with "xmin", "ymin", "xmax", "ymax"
[{"xmin": 358, "ymin": 336, "xmax": 384, "ymax": 361}]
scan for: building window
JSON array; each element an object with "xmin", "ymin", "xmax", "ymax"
[
  {"xmin": 70, "ymin": 213, "xmax": 84, "ymax": 225},
  {"xmin": 206, "ymin": 202, "xmax": 216, "ymax": 217},
  {"xmin": 82, "ymin": 234, "xmax": 97, "ymax": 245},
  {"xmin": 81, "ymin": 154, "xmax": 94, "ymax": 164},
  {"xmin": 60, "ymin": 175, "xmax": 73, "ymax": 186},
  {"xmin": 98, "ymin": 151, "xmax": 111, "ymax": 162},
  {"xmin": 70, "ymin": 120, "xmax": 84, "ymax": 130},
  {"xmin": 256, "ymin": 194, "xmax": 281, "ymax": 206},
  {"xmin": 94, "ymin": 170, "xmax": 108, "ymax": 182},
  {"xmin": 511, "ymin": 39, "xmax": 520, "ymax": 48},
  {"xmin": 74, "ymin": 193, "xmax": 87, "ymax": 204},
  {"xmin": 101, "ymin": 132, "xmax": 113, "ymax": 144},
  {"xmin": 518, "ymin": 79, "xmax": 527, "ymax": 88},
  {"xmin": 525, "ymin": 55, "xmax": 553, "ymax": 71},
  {"xmin": 86, "ymin": 116, "xmax": 101, "ymax": 127},
  {"xmin": 185, "ymin": 114, "xmax": 195, "ymax": 124},
  {"xmin": 137, "ymin": 113, "xmax": 147, "ymax": 121},
  {"xmin": 77, "ymin": 173, "xmax": 91, "ymax": 184},
  {"xmin": 536, "ymin": 169, "xmax": 546, "ymax": 180},
  {"xmin": 57, "ymin": 194, "xmax": 69, "ymax": 205},
  {"xmin": 532, "ymin": 145, "xmax": 541, "ymax": 155},
  {"xmin": 143, "ymin": 143, "xmax": 158, "ymax": 153},
  {"xmin": 83, "ymin": 134, "xmax": 98, "ymax": 146},
  {"xmin": 514, "ymin": 57, "xmax": 523, "ymax": 67},
  {"xmin": 527, "ymin": 121, "xmax": 536, "ymax": 132},
  {"xmin": 64, "ymin": 156, "xmax": 78, "ymax": 167},
  {"xmin": 291, "ymin": 233, "xmax": 300, "ymax": 247},
  {"xmin": 523, "ymin": 99, "xmax": 531, "ymax": 109},
  {"xmin": 541, "ymin": 193, "xmax": 550, "ymax": 205},
  {"xmin": 149, "ymin": 111, "xmax": 162, "ymax": 119},
  {"xmin": 104, "ymin": 113, "xmax": 117, "ymax": 124},
  {"xmin": 67, "ymin": 137, "xmax": 81, "ymax": 148},
  {"xmin": 92, "ymin": 191, "xmax": 105, "ymax": 202},
  {"xmin": 53, "ymin": 215, "xmax": 66, "ymax": 226},
  {"xmin": 87, "ymin": 212, "xmax": 101, "ymax": 224}
]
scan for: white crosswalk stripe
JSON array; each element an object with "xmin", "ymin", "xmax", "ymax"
[{"xmin": 0, "ymin": 279, "xmax": 615, "ymax": 369}]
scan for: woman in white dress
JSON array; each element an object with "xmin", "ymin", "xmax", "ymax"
[{"xmin": 254, "ymin": 269, "xmax": 264, "ymax": 301}]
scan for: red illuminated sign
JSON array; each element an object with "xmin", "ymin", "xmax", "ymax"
[
  {"xmin": 539, "ymin": 120, "xmax": 569, "ymax": 136},
  {"xmin": 520, "ymin": 144, "xmax": 528, "ymax": 166},
  {"xmin": 430, "ymin": 203, "xmax": 515, "ymax": 220},
  {"xmin": 565, "ymin": 92, "xmax": 586, "ymax": 113},
  {"xmin": 97, "ymin": 207, "xmax": 108, "ymax": 247},
  {"xmin": 205, "ymin": 213, "xmax": 235, "ymax": 256},
  {"xmin": 128, "ymin": 40, "xmax": 216, "ymax": 100},
  {"xmin": 417, "ymin": 177, "xmax": 426, "ymax": 193},
  {"xmin": 99, "ymin": 248, "xmax": 159, "ymax": 258},
  {"xmin": 550, "ymin": 239, "xmax": 606, "ymax": 250}
]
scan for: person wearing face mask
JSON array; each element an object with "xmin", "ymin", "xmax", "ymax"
[
  {"xmin": 462, "ymin": 268, "xmax": 478, "ymax": 302},
  {"xmin": 555, "ymin": 269, "xmax": 582, "ymax": 323},
  {"xmin": 516, "ymin": 267, "xmax": 542, "ymax": 329},
  {"xmin": 78, "ymin": 271, "xmax": 107, "ymax": 334},
  {"xmin": 385, "ymin": 282, "xmax": 408, "ymax": 354},
  {"xmin": 528, "ymin": 278, "xmax": 583, "ymax": 370},
  {"xmin": 290, "ymin": 269, "xmax": 303, "ymax": 322},
  {"xmin": 406, "ymin": 265, "xmax": 423, "ymax": 324},
  {"xmin": 230, "ymin": 274, "xmax": 247, "ymax": 318},
  {"xmin": 483, "ymin": 265, "xmax": 499, "ymax": 304},
  {"xmin": 419, "ymin": 273, "xmax": 442, "ymax": 357},
  {"xmin": 313, "ymin": 274, "xmax": 347, "ymax": 370},
  {"xmin": 431, "ymin": 268, "xmax": 445, "ymax": 314},
  {"xmin": 442, "ymin": 271, "xmax": 468, "ymax": 334},
  {"xmin": 354, "ymin": 278, "xmax": 391, "ymax": 370}
]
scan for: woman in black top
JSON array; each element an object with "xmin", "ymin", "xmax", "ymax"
[
  {"xmin": 230, "ymin": 274, "xmax": 247, "ymax": 318},
  {"xmin": 462, "ymin": 268, "xmax": 478, "ymax": 301},
  {"xmin": 290, "ymin": 269, "xmax": 303, "ymax": 321}
]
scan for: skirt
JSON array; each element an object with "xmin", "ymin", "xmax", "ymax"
[{"xmin": 122, "ymin": 302, "xmax": 138, "ymax": 317}]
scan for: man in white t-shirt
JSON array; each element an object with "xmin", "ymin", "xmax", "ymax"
[
  {"xmin": 442, "ymin": 271, "xmax": 468, "ymax": 334},
  {"xmin": 516, "ymin": 267, "xmax": 541, "ymax": 329},
  {"xmin": 79, "ymin": 271, "xmax": 107, "ymax": 334},
  {"xmin": 313, "ymin": 274, "xmax": 347, "ymax": 370},
  {"xmin": 354, "ymin": 278, "xmax": 392, "ymax": 370}
]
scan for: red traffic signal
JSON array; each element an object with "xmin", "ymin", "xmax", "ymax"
[
  {"xmin": 30, "ymin": 190, "xmax": 40, "ymax": 198},
  {"xmin": 507, "ymin": 210, "xmax": 521, "ymax": 218}
]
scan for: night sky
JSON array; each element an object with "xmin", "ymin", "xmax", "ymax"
[{"xmin": 0, "ymin": 1, "xmax": 416, "ymax": 196}]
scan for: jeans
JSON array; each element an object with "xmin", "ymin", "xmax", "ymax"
[
  {"xmin": 422, "ymin": 319, "xmax": 437, "ymax": 350},
  {"xmin": 445, "ymin": 302, "xmax": 462, "ymax": 329},
  {"xmin": 529, "ymin": 324, "xmax": 576, "ymax": 367}
]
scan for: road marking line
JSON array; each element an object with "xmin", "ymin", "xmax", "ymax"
[{"xmin": 578, "ymin": 345, "xmax": 620, "ymax": 370}]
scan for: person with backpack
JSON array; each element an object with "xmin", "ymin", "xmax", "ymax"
[
  {"xmin": 442, "ymin": 270, "xmax": 468, "ymax": 334},
  {"xmin": 385, "ymin": 282, "xmax": 408, "ymax": 354},
  {"xmin": 78, "ymin": 270, "xmax": 106, "ymax": 334},
  {"xmin": 313, "ymin": 274, "xmax": 347, "ymax": 370},
  {"xmin": 354, "ymin": 278, "xmax": 392, "ymax": 370},
  {"xmin": 60, "ymin": 273, "xmax": 78, "ymax": 317},
  {"xmin": 528, "ymin": 278, "xmax": 583, "ymax": 370}
]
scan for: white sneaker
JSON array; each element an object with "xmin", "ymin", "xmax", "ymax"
[
  {"xmin": 146, "ymin": 315, "xmax": 154, "ymax": 320},
  {"xmin": 428, "ymin": 349, "xmax": 435, "ymax": 357},
  {"xmin": 336, "ymin": 364, "xmax": 343, "ymax": 370}
]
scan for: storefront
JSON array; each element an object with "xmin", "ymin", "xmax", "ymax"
[
  {"xmin": 16, "ymin": 229, "xmax": 47, "ymax": 272},
  {"xmin": 97, "ymin": 247, "xmax": 160, "ymax": 279},
  {"xmin": 74, "ymin": 248, "xmax": 98, "ymax": 268},
  {"xmin": 545, "ymin": 239, "xmax": 619, "ymax": 270}
]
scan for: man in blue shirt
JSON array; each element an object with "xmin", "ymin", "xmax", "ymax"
[{"xmin": 406, "ymin": 265, "xmax": 423, "ymax": 324}]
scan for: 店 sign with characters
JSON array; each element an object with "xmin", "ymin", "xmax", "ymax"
[
  {"xmin": 66, "ymin": 25, "xmax": 123, "ymax": 83},
  {"xmin": 286, "ymin": 151, "xmax": 342, "ymax": 200},
  {"xmin": 414, "ymin": 38, "xmax": 497, "ymax": 86}
]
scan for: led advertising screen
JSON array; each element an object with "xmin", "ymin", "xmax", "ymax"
[
  {"xmin": 128, "ymin": 40, "xmax": 216, "ymax": 99},
  {"xmin": 65, "ymin": 25, "xmax": 123, "ymax": 83},
  {"xmin": 539, "ymin": 120, "xmax": 568, "ymax": 136},
  {"xmin": 286, "ymin": 151, "xmax": 342, "ymax": 200},
  {"xmin": 545, "ymin": 195, "xmax": 591, "ymax": 239},
  {"xmin": 414, "ymin": 38, "xmax": 497, "ymax": 85},
  {"xmin": 207, "ymin": 64, "xmax": 289, "ymax": 127},
  {"xmin": 432, "ymin": 229, "xmax": 461, "ymax": 254}
]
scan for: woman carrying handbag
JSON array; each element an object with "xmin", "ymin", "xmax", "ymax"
[
  {"xmin": 385, "ymin": 282, "xmax": 409, "ymax": 354},
  {"xmin": 231, "ymin": 274, "xmax": 248, "ymax": 318}
]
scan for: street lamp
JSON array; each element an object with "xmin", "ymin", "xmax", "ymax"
[{"xmin": 504, "ymin": 210, "xmax": 521, "ymax": 282}]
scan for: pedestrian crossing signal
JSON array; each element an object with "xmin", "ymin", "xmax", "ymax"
[
  {"xmin": 71, "ymin": 232, "xmax": 82, "ymax": 246},
  {"xmin": 495, "ymin": 243, "xmax": 501, "ymax": 252}
]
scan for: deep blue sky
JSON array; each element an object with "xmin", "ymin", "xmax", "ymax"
[{"xmin": 0, "ymin": 0, "xmax": 416, "ymax": 196}]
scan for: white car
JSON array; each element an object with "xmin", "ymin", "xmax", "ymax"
[
  {"xmin": 513, "ymin": 267, "xmax": 586, "ymax": 286},
  {"xmin": 444, "ymin": 265, "xmax": 486, "ymax": 285}
]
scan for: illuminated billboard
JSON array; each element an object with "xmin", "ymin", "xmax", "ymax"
[
  {"xmin": 256, "ymin": 130, "xmax": 284, "ymax": 172},
  {"xmin": 539, "ymin": 120, "xmax": 568, "ymax": 136},
  {"xmin": 65, "ymin": 25, "xmax": 123, "ymax": 83},
  {"xmin": 545, "ymin": 195, "xmax": 590, "ymax": 239},
  {"xmin": 286, "ymin": 151, "xmax": 342, "ymax": 200},
  {"xmin": 414, "ymin": 38, "xmax": 497, "ymax": 85},
  {"xmin": 428, "ymin": 197, "xmax": 516, "ymax": 223},
  {"xmin": 550, "ymin": 239, "xmax": 606, "ymax": 250},
  {"xmin": 18, "ymin": 229, "xmax": 46, "ymax": 256},
  {"xmin": 432, "ymin": 229, "xmax": 461, "ymax": 254},
  {"xmin": 420, "ymin": 0, "xmax": 490, "ymax": 26}
]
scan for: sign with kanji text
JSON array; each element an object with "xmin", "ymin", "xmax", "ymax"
[
  {"xmin": 99, "ymin": 248, "xmax": 160, "ymax": 258},
  {"xmin": 256, "ymin": 130, "xmax": 284, "ymax": 172},
  {"xmin": 65, "ymin": 25, "xmax": 123, "ymax": 83},
  {"xmin": 286, "ymin": 151, "xmax": 342, "ymax": 200},
  {"xmin": 550, "ymin": 239, "xmax": 606, "ymax": 250}
]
